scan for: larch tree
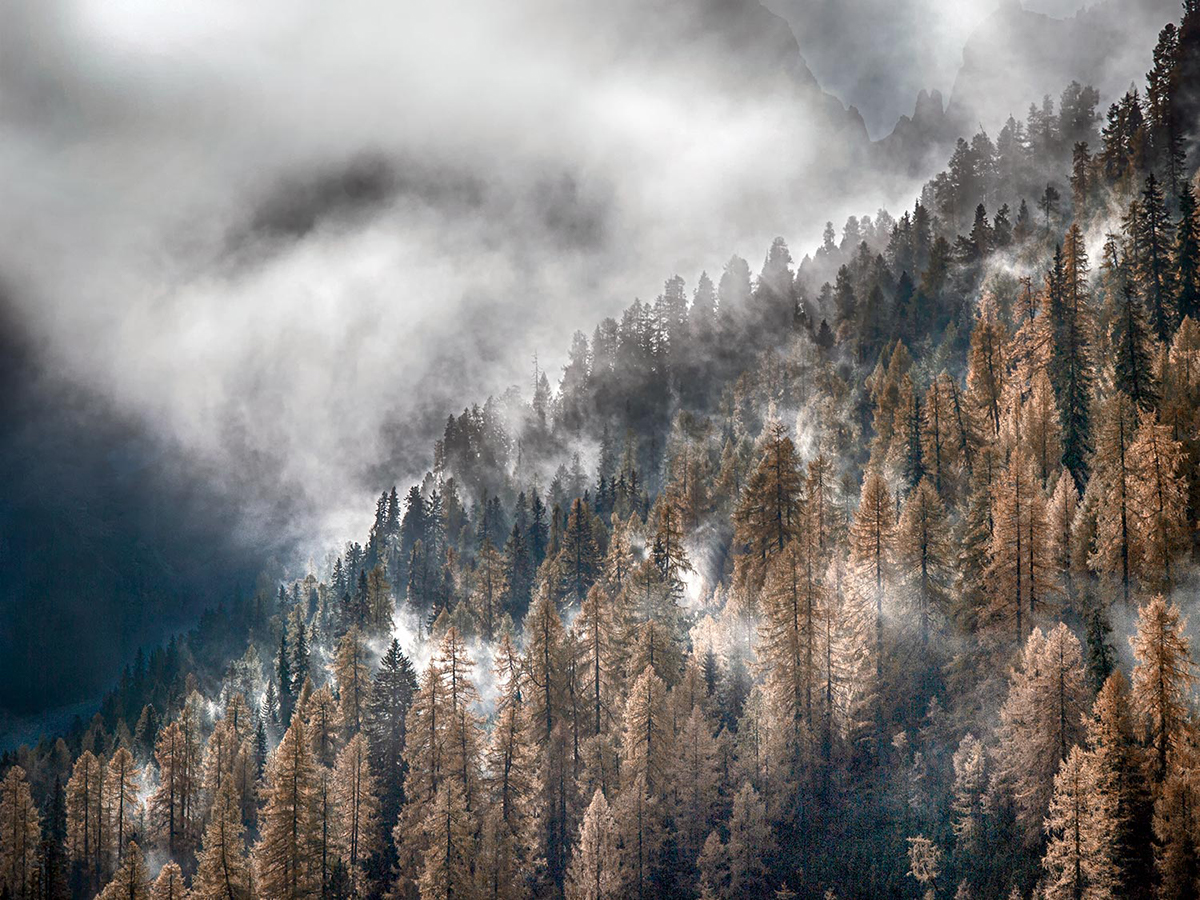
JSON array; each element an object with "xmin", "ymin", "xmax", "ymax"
[
  {"xmin": 994, "ymin": 624, "xmax": 1089, "ymax": 842},
  {"xmin": 472, "ymin": 538, "xmax": 509, "ymax": 642},
  {"xmin": 985, "ymin": 446, "xmax": 1052, "ymax": 642},
  {"xmin": 96, "ymin": 840, "xmax": 150, "ymax": 900},
  {"xmin": 1023, "ymin": 371, "xmax": 1063, "ymax": 486},
  {"xmin": 895, "ymin": 478, "xmax": 953, "ymax": 648},
  {"xmin": 434, "ymin": 627, "xmax": 484, "ymax": 811},
  {"xmin": 950, "ymin": 734, "xmax": 987, "ymax": 864},
  {"xmin": 651, "ymin": 494, "xmax": 693, "ymax": 600},
  {"xmin": 1084, "ymin": 671, "xmax": 1154, "ymax": 899},
  {"xmin": 104, "ymin": 746, "xmax": 140, "ymax": 864},
  {"xmin": 333, "ymin": 734, "xmax": 379, "ymax": 898},
  {"xmin": 302, "ymin": 685, "xmax": 341, "ymax": 769},
  {"xmin": 966, "ymin": 297, "xmax": 1010, "ymax": 438},
  {"xmin": 620, "ymin": 666, "xmax": 673, "ymax": 799},
  {"xmin": 193, "ymin": 779, "xmax": 251, "ymax": 900},
  {"xmin": 1129, "ymin": 594, "xmax": 1195, "ymax": 785},
  {"xmin": 805, "ymin": 453, "xmax": 844, "ymax": 560},
  {"xmin": 575, "ymin": 584, "xmax": 622, "ymax": 744},
  {"xmin": 150, "ymin": 862, "xmax": 188, "ymax": 900},
  {"xmin": 848, "ymin": 469, "xmax": 895, "ymax": 705},
  {"xmin": 1046, "ymin": 468, "xmax": 1080, "ymax": 602},
  {"xmin": 1041, "ymin": 746, "xmax": 1117, "ymax": 900},
  {"xmin": 255, "ymin": 718, "xmax": 320, "ymax": 900},
  {"xmin": 669, "ymin": 705, "xmax": 722, "ymax": 863},
  {"xmin": 759, "ymin": 534, "xmax": 826, "ymax": 773},
  {"xmin": 724, "ymin": 782, "xmax": 775, "ymax": 899},
  {"xmin": 732, "ymin": 419, "xmax": 805, "ymax": 596},
  {"xmin": 479, "ymin": 634, "xmax": 536, "ymax": 900},
  {"xmin": 523, "ymin": 587, "xmax": 579, "ymax": 890},
  {"xmin": 200, "ymin": 719, "xmax": 239, "ymax": 807},
  {"xmin": 614, "ymin": 773, "xmax": 663, "ymax": 900},
  {"xmin": 66, "ymin": 750, "xmax": 104, "ymax": 885},
  {"xmin": 1128, "ymin": 410, "xmax": 1188, "ymax": 592},
  {"xmin": 416, "ymin": 781, "xmax": 477, "ymax": 900},
  {"xmin": 565, "ymin": 790, "xmax": 621, "ymax": 900},
  {"xmin": 334, "ymin": 626, "xmax": 371, "ymax": 740},
  {"xmin": 0, "ymin": 766, "xmax": 40, "ymax": 900},
  {"xmin": 394, "ymin": 658, "xmax": 448, "ymax": 898}
]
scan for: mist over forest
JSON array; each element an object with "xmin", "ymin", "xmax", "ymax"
[{"xmin": 3, "ymin": 0, "xmax": 1200, "ymax": 898}]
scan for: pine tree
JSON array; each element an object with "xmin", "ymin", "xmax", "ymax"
[
  {"xmin": 96, "ymin": 840, "xmax": 150, "ymax": 900},
  {"xmin": 565, "ymin": 790, "xmax": 620, "ymax": 900},
  {"xmin": 364, "ymin": 637, "xmax": 417, "ymax": 850},
  {"xmin": 896, "ymin": 478, "xmax": 953, "ymax": 648},
  {"xmin": 1048, "ymin": 233, "xmax": 1096, "ymax": 488},
  {"xmin": 255, "ymin": 718, "xmax": 320, "ymax": 900},
  {"xmin": 1175, "ymin": 182, "xmax": 1200, "ymax": 324},
  {"xmin": 554, "ymin": 498, "xmax": 601, "ymax": 606},
  {"xmin": 1130, "ymin": 594, "xmax": 1194, "ymax": 785},
  {"xmin": 289, "ymin": 607, "xmax": 311, "ymax": 695},
  {"xmin": 332, "ymin": 734, "xmax": 379, "ymax": 897},
  {"xmin": 503, "ymin": 522, "xmax": 535, "ymax": 623},
  {"xmin": 1132, "ymin": 175, "xmax": 1177, "ymax": 340},
  {"xmin": 0, "ymin": 766, "xmax": 40, "ymax": 900},
  {"xmin": 1110, "ymin": 277, "xmax": 1157, "ymax": 410},
  {"xmin": 1089, "ymin": 392, "xmax": 1138, "ymax": 603},
  {"xmin": 279, "ymin": 629, "xmax": 295, "ymax": 726},
  {"xmin": 194, "ymin": 779, "xmax": 251, "ymax": 900}
]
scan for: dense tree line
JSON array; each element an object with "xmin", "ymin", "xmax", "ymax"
[{"xmin": 4, "ymin": 3, "xmax": 1200, "ymax": 898}]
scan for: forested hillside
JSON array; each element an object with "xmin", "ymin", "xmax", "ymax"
[{"xmin": 3, "ymin": 3, "xmax": 1200, "ymax": 899}]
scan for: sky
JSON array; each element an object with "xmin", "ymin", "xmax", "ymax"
[{"xmin": 0, "ymin": 0, "xmax": 1173, "ymax": 727}]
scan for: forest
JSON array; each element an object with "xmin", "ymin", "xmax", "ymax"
[{"xmin": 3, "ymin": 3, "xmax": 1200, "ymax": 899}]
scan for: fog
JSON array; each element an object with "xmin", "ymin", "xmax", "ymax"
[{"xmin": 0, "ymin": 0, "xmax": 1173, "ymax": 721}]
